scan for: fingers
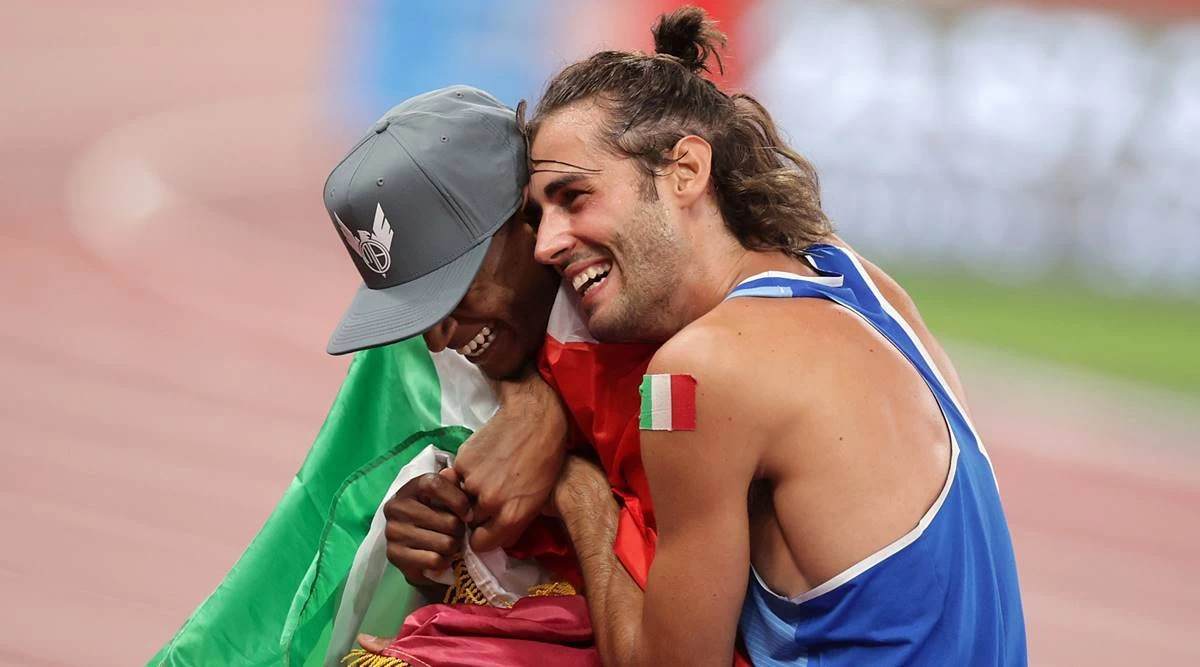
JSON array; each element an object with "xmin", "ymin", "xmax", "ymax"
[
  {"xmin": 357, "ymin": 634, "xmax": 392, "ymax": 654},
  {"xmin": 386, "ymin": 538, "xmax": 457, "ymax": 577},
  {"xmin": 385, "ymin": 516, "xmax": 464, "ymax": 554},
  {"xmin": 469, "ymin": 501, "xmax": 533, "ymax": 553},
  {"xmin": 469, "ymin": 515, "xmax": 507, "ymax": 553},
  {"xmin": 391, "ymin": 499, "xmax": 470, "ymax": 537},
  {"xmin": 424, "ymin": 477, "xmax": 473, "ymax": 524},
  {"xmin": 438, "ymin": 466, "xmax": 460, "ymax": 486},
  {"xmin": 382, "ymin": 473, "xmax": 471, "ymax": 579},
  {"xmin": 389, "ymin": 473, "xmax": 473, "ymax": 524}
]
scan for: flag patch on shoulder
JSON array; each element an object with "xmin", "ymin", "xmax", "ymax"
[{"xmin": 639, "ymin": 374, "xmax": 696, "ymax": 431}]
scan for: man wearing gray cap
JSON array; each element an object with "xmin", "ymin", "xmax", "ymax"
[
  {"xmin": 325, "ymin": 85, "xmax": 554, "ymax": 378},
  {"xmin": 323, "ymin": 85, "xmax": 568, "ymax": 571}
]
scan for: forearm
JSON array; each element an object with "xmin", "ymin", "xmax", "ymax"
[
  {"xmin": 560, "ymin": 491, "xmax": 646, "ymax": 667},
  {"xmin": 487, "ymin": 365, "xmax": 570, "ymax": 491},
  {"xmin": 456, "ymin": 363, "xmax": 571, "ymax": 551},
  {"xmin": 493, "ymin": 363, "xmax": 567, "ymax": 431}
]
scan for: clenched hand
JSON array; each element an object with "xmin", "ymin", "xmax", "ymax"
[
  {"xmin": 454, "ymin": 367, "xmax": 569, "ymax": 552},
  {"xmin": 382, "ymin": 467, "xmax": 471, "ymax": 586}
]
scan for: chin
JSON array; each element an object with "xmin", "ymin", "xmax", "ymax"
[
  {"xmin": 585, "ymin": 315, "xmax": 631, "ymax": 343},
  {"xmin": 478, "ymin": 347, "xmax": 531, "ymax": 381},
  {"xmin": 587, "ymin": 309, "xmax": 668, "ymax": 344}
]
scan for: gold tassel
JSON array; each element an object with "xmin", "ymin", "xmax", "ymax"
[
  {"xmin": 341, "ymin": 648, "xmax": 412, "ymax": 667},
  {"xmin": 443, "ymin": 558, "xmax": 490, "ymax": 606},
  {"xmin": 526, "ymin": 580, "xmax": 577, "ymax": 597}
]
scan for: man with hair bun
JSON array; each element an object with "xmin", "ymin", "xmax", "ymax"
[{"xmin": 528, "ymin": 6, "xmax": 1027, "ymax": 666}]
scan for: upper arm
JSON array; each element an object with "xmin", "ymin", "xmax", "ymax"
[{"xmin": 636, "ymin": 331, "xmax": 761, "ymax": 666}]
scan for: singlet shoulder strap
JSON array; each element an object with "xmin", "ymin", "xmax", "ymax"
[
  {"xmin": 722, "ymin": 244, "xmax": 995, "ymax": 476},
  {"xmin": 726, "ymin": 256, "xmax": 845, "ymax": 301}
]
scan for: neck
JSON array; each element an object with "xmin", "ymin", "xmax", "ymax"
[{"xmin": 668, "ymin": 221, "xmax": 817, "ymax": 331}]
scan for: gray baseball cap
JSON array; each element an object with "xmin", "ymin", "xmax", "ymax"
[{"xmin": 323, "ymin": 85, "xmax": 527, "ymax": 355}]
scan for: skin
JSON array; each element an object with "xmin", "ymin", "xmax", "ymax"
[
  {"xmin": 423, "ymin": 210, "xmax": 560, "ymax": 381},
  {"xmin": 359, "ymin": 208, "xmax": 569, "ymax": 653},
  {"xmin": 380, "ymin": 210, "xmax": 566, "ymax": 582},
  {"xmin": 528, "ymin": 101, "xmax": 961, "ymax": 667}
]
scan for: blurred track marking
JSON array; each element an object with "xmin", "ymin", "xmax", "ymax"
[
  {"xmin": 61, "ymin": 92, "xmax": 353, "ymax": 351},
  {"xmin": 67, "ymin": 93, "xmax": 316, "ymax": 255}
]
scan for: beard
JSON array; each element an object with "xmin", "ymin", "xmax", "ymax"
[{"xmin": 586, "ymin": 200, "xmax": 685, "ymax": 343}]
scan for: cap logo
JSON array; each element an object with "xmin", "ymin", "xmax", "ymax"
[{"xmin": 335, "ymin": 203, "xmax": 394, "ymax": 275}]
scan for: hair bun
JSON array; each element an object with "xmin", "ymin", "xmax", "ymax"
[{"xmin": 652, "ymin": 5, "xmax": 727, "ymax": 75}]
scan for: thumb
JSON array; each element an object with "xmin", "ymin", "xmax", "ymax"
[
  {"xmin": 438, "ymin": 466, "xmax": 461, "ymax": 486},
  {"xmin": 469, "ymin": 522, "xmax": 502, "ymax": 553},
  {"xmin": 469, "ymin": 504, "xmax": 529, "ymax": 553},
  {"xmin": 356, "ymin": 633, "xmax": 392, "ymax": 654}
]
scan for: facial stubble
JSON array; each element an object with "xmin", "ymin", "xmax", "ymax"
[{"xmin": 588, "ymin": 200, "xmax": 685, "ymax": 343}]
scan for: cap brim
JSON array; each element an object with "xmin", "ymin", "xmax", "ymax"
[{"xmin": 326, "ymin": 239, "xmax": 492, "ymax": 355}]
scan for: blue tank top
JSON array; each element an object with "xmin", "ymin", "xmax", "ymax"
[{"xmin": 729, "ymin": 244, "xmax": 1026, "ymax": 666}]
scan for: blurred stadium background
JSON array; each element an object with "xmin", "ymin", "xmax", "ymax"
[{"xmin": 1, "ymin": 0, "xmax": 1196, "ymax": 665}]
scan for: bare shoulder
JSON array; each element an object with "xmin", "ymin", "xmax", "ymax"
[
  {"xmin": 647, "ymin": 298, "xmax": 849, "ymax": 434},
  {"xmin": 837, "ymin": 244, "xmax": 972, "ymax": 411},
  {"xmin": 638, "ymin": 311, "xmax": 768, "ymax": 489},
  {"xmin": 665, "ymin": 289, "xmax": 937, "ymax": 421},
  {"xmin": 648, "ymin": 298, "xmax": 825, "ymax": 390}
]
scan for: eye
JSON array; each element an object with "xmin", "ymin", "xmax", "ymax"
[
  {"xmin": 522, "ymin": 201, "xmax": 544, "ymax": 229},
  {"xmin": 563, "ymin": 189, "xmax": 590, "ymax": 212}
]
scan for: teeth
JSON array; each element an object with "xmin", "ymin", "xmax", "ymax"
[
  {"xmin": 572, "ymin": 263, "xmax": 612, "ymax": 295},
  {"xmin": 457, "ymin": 325, "xmax": 495, "ymax": 358}
]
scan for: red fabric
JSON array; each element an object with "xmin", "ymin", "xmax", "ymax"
[
  {"xmin": 612, "ymin": 490, "xmax": 654, "ymax": 588},
  {"xmin": 378, "ymin": 596, "xmax": 599, "ymax": 667},
  {"xmin": 538, "ymin": 336, "xmax": 661, "ymax": 581},
  {"xmin": 538, "ymin": 331, "xmax": 752, "ymax": 667}
]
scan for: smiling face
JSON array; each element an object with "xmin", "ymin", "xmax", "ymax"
[
  {"xmin": 422, "ymin": 209, "xmax": 560, "ymax": 380},
  {"xmin": 528, "ymin": 104, "xmax": 688, "ymax": 343}
]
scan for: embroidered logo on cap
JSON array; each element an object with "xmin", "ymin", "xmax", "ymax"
[{"xmin": 335, "ymin": 203, "xmax": 394, "ymax": 275}]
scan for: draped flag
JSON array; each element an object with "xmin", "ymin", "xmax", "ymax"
[{"xmin": 149, "ymin": 339, "xmax": 499, "ymax": 667}]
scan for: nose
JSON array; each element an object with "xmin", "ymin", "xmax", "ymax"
[
  {"xmin": 423, "ymin": 316, "xmax": 458, "ymax": 353},
  {"xmin": 533, "ymin": 207, "xmax": 575, "ymax": 267}
]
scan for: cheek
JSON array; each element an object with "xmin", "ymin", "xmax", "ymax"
[{"xmin": 570, "ymin": 203, "xmax": 621, "ymax": 241}]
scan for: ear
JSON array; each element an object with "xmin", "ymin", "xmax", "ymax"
[{"xmin": 664, "ymin": 135, "xmax": 713, "ymax": 208}]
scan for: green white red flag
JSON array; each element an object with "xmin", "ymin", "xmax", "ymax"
[{"xmin": 639, "ymin": 373, "xmax": 697, "ymax": 431}]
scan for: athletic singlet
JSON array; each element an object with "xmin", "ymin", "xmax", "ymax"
[{"xmin": 729, "ymin": 244, "xmax": 1027, "ymax": 666}]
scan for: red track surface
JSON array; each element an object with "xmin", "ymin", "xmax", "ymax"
[{"xmin": 1, "ymin": 3, "xmax": 1196, "ymax": 665}]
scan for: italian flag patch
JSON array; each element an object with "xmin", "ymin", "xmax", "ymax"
[{"xmin": 639, "ymin": 374, "xmax": 697, "ymax": 431}]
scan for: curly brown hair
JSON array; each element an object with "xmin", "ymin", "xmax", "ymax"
[{"xmin": 528, "ymin": 6, "xmax": 832, "ymax": 257}]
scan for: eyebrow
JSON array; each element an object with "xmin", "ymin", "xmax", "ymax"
[{"xmin": 537, "ymin": 173, "xmax": 590, "ymax": 201}]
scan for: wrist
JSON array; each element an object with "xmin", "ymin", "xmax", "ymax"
[
  {"xmin": 559, "ymin": 483, "xmax": 619, "ymax": 542},
  {"xmin": 495, "ymin": 370, "xmax": 568, "ymax": 439}
]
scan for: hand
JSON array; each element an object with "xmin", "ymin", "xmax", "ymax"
[
  {"xmin": 453, "ymin": 366, "xmax": 568, "ymax": 552},
  {"xmin": 382, "ymin": 468, "xmax": 471, "ymax": 586}
]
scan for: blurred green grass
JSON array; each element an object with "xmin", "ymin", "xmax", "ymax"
[{"xmin": 895, "ymin": 271, "xmax": 1200, "ymax": 396}]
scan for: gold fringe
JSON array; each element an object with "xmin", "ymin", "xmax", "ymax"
[
  {"xmin": 526, "ymin": 580, "xmax": 577, "ymax": 597},
  {"xmin": 341, "ymin": 648, "xmax": 411, "ymax": 667},
  {"xmin": 443, "ymin": 558, "xmax": 490, "ymax": 606}
]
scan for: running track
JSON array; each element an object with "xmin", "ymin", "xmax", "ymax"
[{"xmin": 1, "ymin": 3, "xmax": 1196, "ymax": 665}]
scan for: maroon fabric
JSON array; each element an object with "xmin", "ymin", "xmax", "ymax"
[{"xmin": 377, "ymin": 596, "xmax": 600, "ymax": 667}]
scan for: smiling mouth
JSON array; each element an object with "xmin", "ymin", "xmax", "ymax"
[
  {"xmin": 571, "ymin": 262, "xmax": 612, "ymax": 298},
  {"xmin": 457, "ymin": 325, "xmax": 496, "ymax": 359}
]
